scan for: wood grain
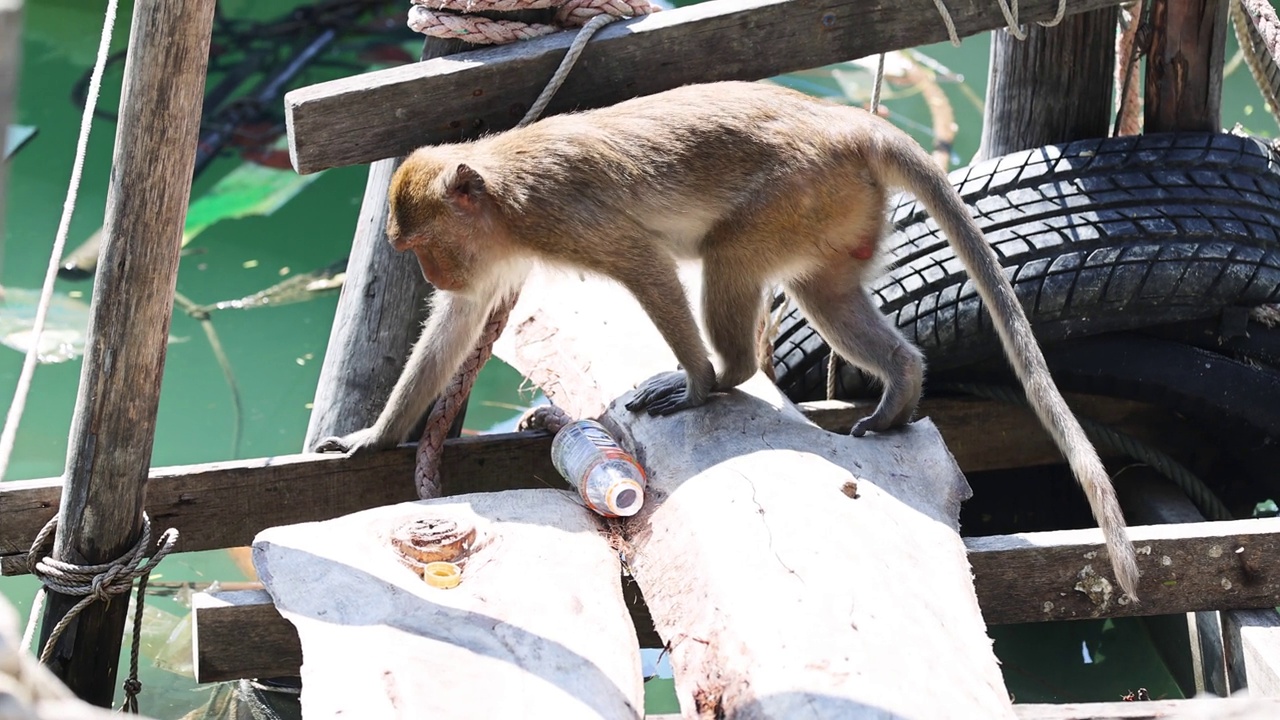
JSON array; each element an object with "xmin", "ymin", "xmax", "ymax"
[
  {"xmin": 37, "ymin": 0, "xmax": 215, "ymax": 704},
  {"xmin": 285, "ymin": 0, "xmax": 1123, "ymax": 174},
  {"xmin": 192, "ymin": 589, "xmax": 302, "ymax": 683},
  {"xmin": 975, "ymin": 6, "xmax": 1118, "ymax": 161},
  {"xmin": 967, "ymin": 518, "xmax": 1280, "ymax": 624},
  {"xmin": 0, "ymin": 432, "xmax": 561, "ymax": 575},
  {"xmin": 1223, "ymin": 607, "xmax": 1280, "ymax": 697},
  {"xmin": 2, "ymin": 393, "xmax": 1190, "ymax": 575},
  {"xmin": 1145, "ymin": 0, "xmax": 1229, "ymax": 132}
]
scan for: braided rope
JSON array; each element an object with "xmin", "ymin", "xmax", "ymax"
[
  {"xmin": 21, "ymin": 511, "xmax": 178, "ymax": 711},
  {"xmin": 416, "ymin": 293, "xmax": 517, "ymax": 498},
  {"xmin": 1232, "ymin": 0, "xmax": 1280, "ymax": 129},
  {"xmin": 412, "ymin": 6, "xmax": 622, "ymax": 498},
  {"xmin": 517, "ymin": 403, "xmax": 574, "ymax": 434},
  {"xmin": 408, "ymin": 0, "xmax": 652, "ymax": 44}
]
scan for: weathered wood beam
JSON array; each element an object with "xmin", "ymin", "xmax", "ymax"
[
  {"xmin": 1145, "ymin": 0, "xmax": 1229, "ymax": 132},
  {"xmin": 1224, "ymin": 608, "xmax": 1280, "ymax": 697},
  {"xmin": 38, "ymin": 0, "xmax": 215, "ymax": 704},
  {"xmin": 975, "ymin": 5, "xmax": 1117, "ymax": 161},
  {"xmin": 967, "ymin": 518, "xmax": 1280, "ymax": 624},
  {"xmin": 0, "ymin": 432, "xmax": 558, "ymax": 575},
  {"xmin": 191, "ymin": 518, "xmax": 1280, "ymax": 683},
  {"xmin": 0, "ymin": 394, "xmax": 1187, "ymax": 575},
  {"xmin": 285, "ymin": 0, "xmax": 1123, "ymax": 173}
]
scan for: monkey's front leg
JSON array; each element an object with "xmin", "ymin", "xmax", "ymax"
[
  {"xmin": 616, "ymin": 254, "xmax": 718, "ymax": 416},
  {"xmin": 313, "ymin": 291, "xmax": 491, "ymax": 454}
]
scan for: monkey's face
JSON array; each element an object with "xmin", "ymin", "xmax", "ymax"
[{"xmin": 387, "ymin": 155, "xmax": 496, "ymax": 293}]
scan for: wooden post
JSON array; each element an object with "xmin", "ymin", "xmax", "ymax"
[
  {"xmin": 302, "ymin": 15, "xmax": 547, "ymax": 448},
  {"xmin": 0, "ymin": 0, "xmax": 20, "ymax": 243},
  {"xmin": 36, "ymin": 0, "xmax": 215, "ymax": 704},
  {"xmin": 975, "ymin": 7, "xmax": 1118, "ymax": 162},
  {"xmin": 1144, "ymin": 0, "xmax": 1229, "ymax": 132}
]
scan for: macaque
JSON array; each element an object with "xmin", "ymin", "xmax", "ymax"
[{"xmin": 315, "ymin": 81, "xmax": 1140, "ymax": 598}]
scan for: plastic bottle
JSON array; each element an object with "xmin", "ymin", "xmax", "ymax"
[{"xmin": 550, "ymin": 419, "xmax": 646, "ymax": 517}]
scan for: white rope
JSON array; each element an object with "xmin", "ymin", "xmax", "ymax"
[
  {"xmin": 0, "ymin": 0, "xmax": 120, "ymax": 482},
  {"xmin": 933, "ymin": 0, "xmax": 1067, "ymax": 45}
]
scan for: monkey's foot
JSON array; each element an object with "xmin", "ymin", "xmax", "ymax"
[
  {"xmin": 850, "ymin": 405, "xmax": 914, "ymax": 437},
  {"xmin": 627, "ymin": 371, "xmax": 704, "ymax": 416}
]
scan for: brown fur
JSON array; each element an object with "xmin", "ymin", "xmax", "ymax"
[{"xmin": 316, "ymin": 81, "xmax": 1140, "ymax": 598}]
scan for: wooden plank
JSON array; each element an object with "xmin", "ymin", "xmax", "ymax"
[
  {"xmin": 284, "ymin": 0, "xmax": 1123, "ymax": 174},
  {"xmin": 1145, "ymin": 0, "xmax": 1229, "ymax": 132},
  {"xmin": 191, "ymin": 518, "xmax": 1280, "ymax": 683},
  {"xmin": 0, "ymin": 431, "xmax": 559, "ymax": 575},
  {"xmin": 804, "ymin": 393, "xmax": 1191, "ymax": 475},
  {"xmin": 975, "ymin": 6, "xmax": 1118, "ymax": 161},
  {"xmin": 37, "ymin": 0, "xmax": 216, "ymax": 704},
  {"xmin": 495, "ymin": 270, "xmax": 1015, "ymax": 718},
  {"xmin": 1014, "ymin": 698, "xmax": 1280, "ymax": 719},
  {"xmin": 192, "ymin": 589, "xmax": 301, "ymax": 683},
  {"xmin": 0, "ymin": 392, "xmax": 1192, "ymax": 575},
  {"xmin": 1223, "ymin": 608, "xmax": 1280, "ymax": 697},
  {"xmin": 967, "ymin": 519, "xmax": 1280, "ymax": 624},
  {"xmin": 254, "ymin": 491, "xmax": 643, "ymax": 718}
]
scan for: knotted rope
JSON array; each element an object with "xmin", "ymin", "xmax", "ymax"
[
  {"xmin": 408, "ymin": 0, "xmax": 653, "ymax": 45},
  {"xmin": 21, "ymin": 513, "xmax": 178, "ymax": 712},
  {"xmin": 412, "ymin": 3, "xmax": 645, "ymax": 498}
]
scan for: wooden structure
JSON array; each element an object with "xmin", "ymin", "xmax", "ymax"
[{"xmin": 2, "ymin": 0, "xmax": 1279, "ymax": 717}]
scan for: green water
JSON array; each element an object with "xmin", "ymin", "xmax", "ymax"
[{"xmin": 2, "ymin": 0, "xmax": 1277, "ymax": 716}]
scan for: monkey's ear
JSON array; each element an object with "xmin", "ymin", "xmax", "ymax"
[{"xmin": 447, "ymin": 164, "xmax": 487, "ymax": 212}]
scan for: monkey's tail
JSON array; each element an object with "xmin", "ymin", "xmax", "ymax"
[{"xmin": 873, "ymin": 132, "xmax": 1142, "ymax": 600}]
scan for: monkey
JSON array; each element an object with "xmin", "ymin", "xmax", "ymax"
[{"xmin": 314, "ymin": 80, "xmax": 1140, "ymax": 599}]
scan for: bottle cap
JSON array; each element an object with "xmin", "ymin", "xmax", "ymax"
[
  {"xmin": 422, "ymin": 561, "xmax": 461, "ymax": 589},
  {"xmin": 606, "ymin": 479, "xmax": 645, "ymax": 517}
]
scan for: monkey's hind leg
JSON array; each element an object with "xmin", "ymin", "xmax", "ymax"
[{"xmin": 786, "ymin": 263, "xmax": 924, "ymax": 436}]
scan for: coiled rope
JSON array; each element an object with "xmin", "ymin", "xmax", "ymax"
[{"xmin": 412, "ymin": 4, "xmax": 646, "ymax": 498}]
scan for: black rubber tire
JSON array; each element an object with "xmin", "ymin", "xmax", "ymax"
[{"xmin": 772, "ymin": 132, "xmax": 1280, "ymax": 403}]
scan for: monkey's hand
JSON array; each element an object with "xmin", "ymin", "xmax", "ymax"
[
  {"xmin": 312, "ymin": 427, "xmax": 386, "ymax": 455},
  {"xmin": 626, "ymin": 371, "xmax": 707, "ymax": 416}
]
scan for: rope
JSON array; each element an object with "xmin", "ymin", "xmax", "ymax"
[
  {"xmin": 1231, "ymin": 0, "xmax": 1280, "ymax": 129},
  {"xmin": 408, "ymin": 0, "xmax": 652, "ymax": 45},
  {"xmin": 0, "ymin": 0, "xmax": 120, "ymax": 483},
  {"xmin": 1113, "ymin": 0, "xmax": 1146, "ymax": 137},
  {"xmin": 412, "ymin": 2, "xmax": 630, "ymax": 498},
  {"xmin": 21, "ymin": 513, "xmax": 178, "ymax": 712},
  {"xmin": 944, "ymin": 383, "xmax": 1233, "ymax": 522}
]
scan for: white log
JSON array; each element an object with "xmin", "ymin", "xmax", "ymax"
[
  {"xmin": 495, "ymin": 269, "xmax": 1015, "ymax": 719},
  {"xmin": 253, "ymin": 490, "xmax": 643, "ymax": 719}
]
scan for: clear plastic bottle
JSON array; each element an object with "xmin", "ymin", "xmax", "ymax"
[{"xmin": 550, "ymin": 419, "xmax": 646, "ymax": 517}]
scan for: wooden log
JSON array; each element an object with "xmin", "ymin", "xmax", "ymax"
[
  {"xmin": 0, "ymin": 394, "xmax": 1201, "ymax": 575},
  {"xmin": 966, "ymin": 518, "xmax": 1280, "ymax": 624},
  {"xmin": 284, "ymin": 0, "xmax": 1124, "ymax": 174},
  {"xmin": 253, "ymin": 491, "xmax": 643, "ymax": 718},
  {"xmin": 1144, "ymin": 0, "xmax": 1230, "ymax": 132},
  {"xmin": 494, "ymin": 270, "xmax": 1015, "ymax": 718},
  {"xmin": 191, "ymin": 589, "xmax": 301, "ymax": 683},
  {"xmin": 975, "ymin": 6, "xmax": 1118, "ymax": 161},
  {"xmin": 302, "ymin": 156, "xmax": 432, "ymax": 447},
  {"xmin": 1223, "ymin": 608, "xmax": 1280, "ymax": 697},
  {"xmin": 1014, "ymin": 698, "xmax": 1280, "ymax": 719},
  {"xmin": 0, "ymin": 432, "xmax": 559, "ymax": 575},
  {"xmin": 36, "ymin": 0, "xmax": 215, "ymax": 704},
  {"xmin": 0, "ymin": 0, "xmax": 19, "ymax": 244},
  {"xmin": 191, "ymin": 518, "xmax": 1280, "ymax": 683}
]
